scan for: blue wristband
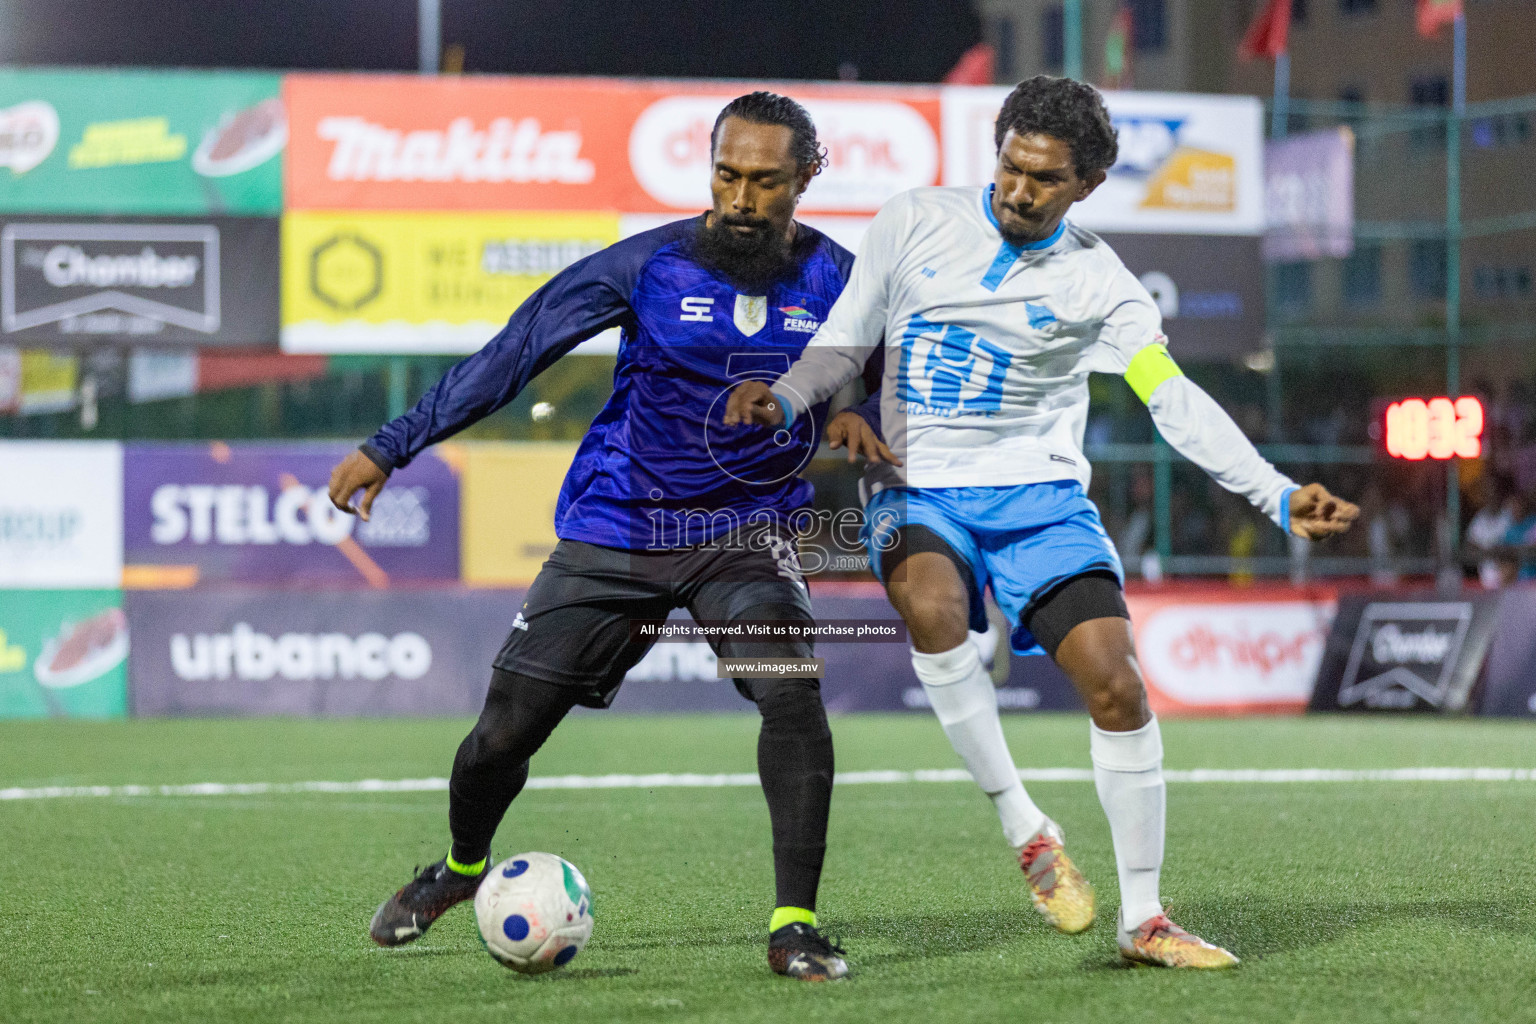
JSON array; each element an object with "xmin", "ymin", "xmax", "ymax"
[
  {"xmin": 1276, "ymin": 484, "xmax": 1299, "ymax": 532},
  {"xmin": 769, "ymin": 390, "xmax": 795, "ymax": 428}
]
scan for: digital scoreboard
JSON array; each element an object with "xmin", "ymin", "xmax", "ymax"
[{"xmin": 1383, "ymin": 396, "xmax": 1483, "ymax": 460}]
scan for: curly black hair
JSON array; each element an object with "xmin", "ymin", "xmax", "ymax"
[
  {"xmin": 711, "ymin": 91, "xmax": 830, "ymax": 175},
  {"xmin": 993, "ymin": 76, "xmax": 1118, "ymax": 178}
]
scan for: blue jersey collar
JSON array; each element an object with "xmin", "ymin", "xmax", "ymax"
[{"xmin": 981, "ymin": 185, "xmax": 1067, "ymax": 251}]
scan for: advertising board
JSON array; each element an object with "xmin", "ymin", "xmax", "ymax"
[
  {"xmin": 1, "ymin": 217, "xmax": 279, "ymax": 346},
  {"xmin": 1125, "ymin": 588, "xmax": 1336, "ymax": 715},
  {"xmin": 459, "ymin": 442, "xmax": 578, "ymax": 586},
  {"xmin": 1309, "ymin": 594, "xmax": 1502, "ymax": 713},
  {"xmin": 1264, "ymin": 128, "xmax": 1355, "ymax": 263},
  {"xmin": 0, "ymin": 441, "xmax": 123, "ymax": 588},
  {"xmin": 942, "ymin": 87, "xmax": 1265, "ymax": 236},
  {"xmin": 0, "ymin": 69, "xmax": 283, "ymax": 215},
  {"xmin": 0, "ymin": 589, "xmax": 128, "ymax": 719},
  {"xmin": 122, "ymin": 443, "xmax": 459, "ymax": 586},
  {"xmin": 127, "ymin": 588, "xmax": 512, "ymax": 717},
  {"xmin": 279, "ymin": 211, "xmax": 620, "ymax": 354},
  {"xmin": 284, "ymin": 74, "xmax": 941, "ymax": 217}
]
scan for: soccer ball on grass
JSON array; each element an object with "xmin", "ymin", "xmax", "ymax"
[{"xmin": 474, "ymin": 852, "xmax": 594, "ymax": 973}]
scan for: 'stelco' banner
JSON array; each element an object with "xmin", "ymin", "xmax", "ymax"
[
  {"xmin": 942, "ymin": 88, "xmax": 1265, "ymax": 236},
  {"xmin": 283, "ymin": 74, "xmax": 942, "ymax": 216},
  {"xmin": 279, "ymin": 211, "xmax": 621, "ymax": 354},
  {"xmin": 0, "ymin": 441, "xmax": 123, "ymax": 588},
  {"xmin": 1, "ymin": 217, "xmax": 279, "ymax": 347},
  {"xmin": 1125, "ymin": 589, "xmax": 1336, "ymax": 715},
  {"xmin": 0, "ymin": 70, "xmax": 284, "ymax": 215},
  {"xmin": 0, "ymin": 589, "xmax": 128, "ymax": 719},
  {"xmin": 122, "ymin": 443, "xmax": 460, "ymax": 587}
]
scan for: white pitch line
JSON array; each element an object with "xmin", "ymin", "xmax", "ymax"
[{"xmin": 2, "ymin": 767, "xmax": 1535, "ymax": 802}]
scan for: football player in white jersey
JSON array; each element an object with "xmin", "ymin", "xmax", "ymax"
[{"xmin": 726, "ymin": 76, "xmax": 1358, "ymax": 968}]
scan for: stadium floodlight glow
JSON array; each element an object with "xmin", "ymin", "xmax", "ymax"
[{"xmin": 1384, "ymin": 396, "xmax": 1482, "ymax": 460}]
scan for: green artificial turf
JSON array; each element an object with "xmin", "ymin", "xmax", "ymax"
[{"xmin": 2, "ymin": 714, "xmax": 1534, "ymax": 1024}]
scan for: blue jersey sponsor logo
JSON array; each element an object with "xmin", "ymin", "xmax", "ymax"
[
  {"xmin": 896, "ymin": 315, "xmax": 1012, "ymax": 416},
  {"xmin": 1025, "ymin": 302, "xmax": 1057, "ymax": 329}
]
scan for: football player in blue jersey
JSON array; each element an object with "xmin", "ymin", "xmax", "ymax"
[{"xmin": 328, "ymin": 92, "xmax": 892, "ymax": 981}]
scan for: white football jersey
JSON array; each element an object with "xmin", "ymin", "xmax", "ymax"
[{"xmin": 775, "ymin": 185, "xmax": 1296, "ymax": 527}]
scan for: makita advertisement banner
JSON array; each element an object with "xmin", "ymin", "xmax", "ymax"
[
  {"xmin": 1309, "ymin": 593, "xmax": 1503, "ymax": 713},
  {"xmin": 0, "ymin": 217, "xmax": 279, "ymax": 346},
  {"xmin": 122, "ymin": 443, "xmax": 459, "ymax": 587},
  {"xmin": 282, "ymin": 74, "xmax": 942, "ymax": 216}
]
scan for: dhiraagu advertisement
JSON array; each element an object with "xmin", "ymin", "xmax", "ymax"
[
  {"xmin": 0, "ymin": 589, "xmax": 128, "ymax": 719},
  {"xmin": 0, "ymin": 69, "xmax": 284, "ymax": 215},
  {"xmin": 280, "ymin": 211, "xmax": 621, "ymax": 354}
]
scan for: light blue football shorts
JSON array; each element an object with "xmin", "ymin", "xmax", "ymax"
[{"xmin": 863, "ymin": 481, "xmax": 1124, "ymax": 657}]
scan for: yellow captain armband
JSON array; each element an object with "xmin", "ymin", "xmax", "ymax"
[{"xmin": 1124, "ymin": 343, "xmax": 1183, "ymax": 404}]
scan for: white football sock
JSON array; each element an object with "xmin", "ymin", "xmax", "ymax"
[
  {"xmin": 912, "ymin": 642, "xmax": 1046, "ymax": 847},
  {"xmin": 1090, "ymin": 716, "xmax": 1166, "ymax": 931}
]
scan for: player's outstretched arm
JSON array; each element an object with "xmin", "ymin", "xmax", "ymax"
[
  {"xmin": 1125, "ymin": 343, "xmax": 1359, "ymax": 536},
  {"xmin": 1288, "ymin": 482, "xmax": 1360, "ymax": 540},
  {"xmin": 329, "ymin": 449, "xmax": 389, "ymax": 520},
  {"xmin": 360, "ymin": 230, "xmax": 670, "ymax": 474}
]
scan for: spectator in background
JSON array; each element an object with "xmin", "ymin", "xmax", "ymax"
[
  {"xmin": 1499, "ymin": 490, "xmax": 1536, "ymax": 584},
  {"xmin": 1465, "ymin": 473, "xmax": 1518, "ymax": 589},
  {"xmin": 1116, "ymin": 468, "xmax": 1156, "ymax": 581}
]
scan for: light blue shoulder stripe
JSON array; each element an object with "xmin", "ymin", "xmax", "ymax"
[{"xmin": 977, "ymin": 185, "xmax": 1067, "ymax": 292}]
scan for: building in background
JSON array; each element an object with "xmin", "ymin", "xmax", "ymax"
[{"xmin": 976, "ymin": 0, "xmax": 1535, "ymax": 333}]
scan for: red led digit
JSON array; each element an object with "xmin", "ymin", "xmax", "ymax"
[{"xmin": 1454, "ymin": 396, "xmax": 1483, "ymax": 458}]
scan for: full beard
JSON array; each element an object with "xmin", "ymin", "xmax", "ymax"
[{"xmin": 692, "ymin": 215, "xmax": 796, "ymax": 293}]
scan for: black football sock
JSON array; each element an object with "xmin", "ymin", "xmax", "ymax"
[
  {"xmin": 748, "ymin": 676, "xmax": 835, "ymax": 913},
  {"xmin": 447, "ymin": 669, "xmax": 578, "ymax": 867}
]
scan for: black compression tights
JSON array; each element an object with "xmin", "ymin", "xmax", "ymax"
[
  {"xmin": 447, "ymin": 669, "xmax": 578, "ymax": 866},
  {"xmin": 446, "ymin": 665, "xmax": 834, "ymax": 912}
]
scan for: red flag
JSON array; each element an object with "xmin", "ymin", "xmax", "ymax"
[
  {"xmin": 1103, "ymin": 5, "xmax": 1134, "ymax": 90},
  {"xmin": 942, "ymin": 43, "xmax": 996, "ymax": 85},
  {"xmin": 1239, "ymin": 0, "xmax": 1292, "ymax": 60},
  {"xmin": 1417, "ymin": 0, "xmax": 1462, "ymax": 38}
]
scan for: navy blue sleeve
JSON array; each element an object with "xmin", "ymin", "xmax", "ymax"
[
  {"xmin": 847, "ymin": 344, "xmax": 885, "ymax": 435},
  {"xmin": 364, "ymin": 221, "xmax": 691, "ymax": 469},
  {"xmin": 821, "ymin": 234, "xmax": 885, "ymax": 439}
]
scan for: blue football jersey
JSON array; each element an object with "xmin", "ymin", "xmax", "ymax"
[{"xmin": 366, "ymin": 217, "xmax": 881, "ymax": 550}]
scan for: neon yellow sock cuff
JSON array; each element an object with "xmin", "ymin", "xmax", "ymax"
[
  {"xmin": 446, "ymin": 853, "xmax": 486, "ymax": 876},
  {"xmin": 770, "ymin": 906, "xmax": 817, "ymax": 932}
]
